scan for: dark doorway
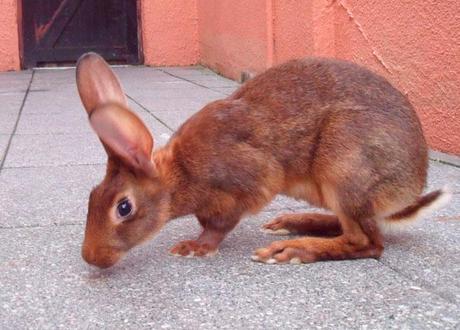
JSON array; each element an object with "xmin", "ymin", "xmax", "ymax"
[{"xmin": 21, "ymin": 0, "xmax": 140, "ymax": 68}]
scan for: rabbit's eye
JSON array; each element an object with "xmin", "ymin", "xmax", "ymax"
[{"xmin": 117, "ymin": 198, "xmax": 133, "ymax": 218}]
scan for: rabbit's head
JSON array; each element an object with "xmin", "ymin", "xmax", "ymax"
[{"xmin": 76, "ymin": 53, "xmax": 169, "ymax": 268}]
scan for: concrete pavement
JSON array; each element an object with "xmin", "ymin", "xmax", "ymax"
[{"xmin": 0, "ymin": 66, "xmax": 459, "ymax": 329}]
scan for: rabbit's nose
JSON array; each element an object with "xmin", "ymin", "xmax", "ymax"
[
  {"xmin": 82, "ymin": 245, "xmax": 98, "ymax": 266},
  {"xmin": 82, "ymin": 245, "xmax": 122, "ymax": 268}
]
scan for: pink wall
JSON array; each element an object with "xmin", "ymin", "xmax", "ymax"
[
  {"xmin": 0, "ymin": 0, "xmax": 20, "ymax": 71},
  {"xmin": 197, "ymin": 0, "xmax": 269, "ymax": 80},
  {"xmin": 331, "ymin": 0, "xmax": 460, "ymax": 155},
  {"xmin": 197, "ymin": 0, "xmax": 459, "ymax": 155},
  {"xmin": 272, "ymin": 1, "xmax": 314, "ymax": 63},
  {"xmin": 197, "ymin": 1, "xmax": 336, "ymax": 79},
  {"xmin": 140, "ymin": 0, "xmax": 199, "ymax": 66}
]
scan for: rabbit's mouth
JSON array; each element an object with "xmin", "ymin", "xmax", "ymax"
[{"xmin": 82, "ymin": 245, "xmax": 125, "ymax": 269}]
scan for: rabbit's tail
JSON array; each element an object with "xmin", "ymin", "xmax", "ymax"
[{"xmin": 379, "ymin": 187, "xmax": 452, "ymax": 231}]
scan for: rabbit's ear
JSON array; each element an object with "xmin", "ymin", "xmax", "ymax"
[
  {"xmin": 90, "ymin": 104, "xmax": 156, "ymax": 176},
  {"xmin": 76, "ymin": 52, "xmax": 127, "ymax": 115}
]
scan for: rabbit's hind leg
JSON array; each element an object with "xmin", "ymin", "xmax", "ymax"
[
  {"xmin": 251, "ymin": 228, "xmax": 382, "ymax": 264},
  {"xmin": 262, "ymin": 213, "xmax": 342, "ymax": 236},
  {"xmin": 253, "ymin": 185, "xmax": 384, "ymax": 264}
]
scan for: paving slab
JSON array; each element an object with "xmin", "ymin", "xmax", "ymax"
[
  {"xmin": 145, "ymin": 108, "xmax": 200, "ymax": 130},
  {"xmin": 0, "ymin": 70, "xmax": 32, "ymax": 93},
  {"xmin": 124, "ymin": 93, "xmax": 226, "ymax": 134},
  {"xmin": 160, "ymin": 65, "xmax": 216, "ymax": 77},
  {"xmin": 3, "ymin": 126, "xmax": 172, "ymax": 168},
  {"xmin": 126, "ymin": 84, "xmax": 225, "ymax": 104},
  {"xmin": 16, "ymin": 97, "xmax": 172, "ymax": 138},
  {"xmin": 3, "ymin": 133, "xmax": 105, "ymax": 168},
  {"xmin": 0, "ymin": 214, "xmax": 458, "ymax": 329},
  {"xmin": 382, "ymin": 217, "xmax": 460, "ymax": 305},
  {"xmin": 128, "ymin": 85, "xmax": 225, "ymax": 102},
  {"xmin": 430, "ymin": 150, "xmax": 460, "ymax": 167},
  {"xmin": 0, "ymin": 134, "xmax": 10, "ymax": 164},
  {"xmin": 32, "ymin": 68, "xmax": 77, "ymax": 86},
  {"xmin": 127, "ymin": 95, "xmax": 217, "ymax": 115},
  {"xmin": 16, "ymin": 110, "xmax": 92, "ymax": 135},
  {"xmin": 4, "ymin": 106, "xmax": 172, "ymax": 168},
  {"xmin": 427, "ymin": 160, "xmax": 460, "ymax": 193},
  {"xmin": 126, "ymin": 80, "xmax": 205, "ymax": 92},
  {"xmin": 20, "ymin": 90, "xmax": 81, "ymax": 115},
  {"xmin": 184, "ymin": 75, "xmax": 240, "ymax": 88},
  {"xmin": 210, "ymin": 86, "xmax": 239, "ymax": 96},
  {"xmin": 0, "ymin": 93, "xmax": 25, "ymax": 134},
  {"xmin": 0, "ymin": 165, "xmax": 104, "ymax": 228},
  {"xmin": 125, "ymin": 89, "xmax": 227, "ymax": 131},
  {"xmin": 112, "ymin": 66, "xmax": 181, "ymax": 83}
]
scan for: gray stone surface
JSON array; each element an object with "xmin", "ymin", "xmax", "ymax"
[
  {"xmin": 430, "ymin": 150, "xmax": 460, "ymax": 167},
  {"xmin": 5, "ymin": 99, "xmax": 172, "ymax": 168},
  {"xmin": 0, "ymin": 165, "xmax": 103, "ymax": 228},
  {"xmin": 3, "ymin": 133, "xmax": 106, "ymax": 167},
  {"xmin": 427, "ymin": 160, "xmax": 460, "ymax": 193},
  {"xmin": 382, "ymin": 215, "xmax": 460, "ymax": 305},
  {"xmin": 160, "ymin": 65, "xmax": 216, "ymax": 77},
  {"xmin": 16, "ymin": 111, "xmax": 92, "ymax": 135},
  {"xmin": 147, "ymin": 109, "xmax": 200, "ymax": 130},
  {"xmin": 20, "ymin": 90, "xmax": 81, "ymax": 115},
  {"xmin": 113, "ymin": 66, "xmax": 180, "ymax": 83},
  {"xmin": 211, "ymin": 86, "xmax": 239, "ymax": 96},
  {"xmin": 0, "ymin": 66, "xmax": 459, "ymax": 329},
  {"xmin": 184, "ymin": 75, "xmax": 240, "ymax": 88},
  {"xmin": 0, "ymin": 93, "xmax": 24, "ymax": 134},
  {"xmin": 0, "ymin": 70, "xmax": 32, "ymax": 93},
  {"xmin": 131, "ymin": 83, "xmax": 222, "ymax": 100},
  {"xmin": 0, "ymin": 215, "xmax": 459, "ymax": 329}
]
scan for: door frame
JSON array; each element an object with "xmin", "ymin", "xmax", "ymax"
[{"xmin": 18, "ymin": 0, "xmax": 144, "ymax": 68}]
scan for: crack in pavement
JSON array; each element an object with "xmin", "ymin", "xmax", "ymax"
[
  {"xmin": 377, "ymin": 259, "xmax": 458, "ymax": 305},
  {"xmin": 1, "ymin": 162, "xmax": 106, "ymax": 170},
  {"xmin": 158, "ymin": 69, "xmax": 233, "ymax": 96},
  {"xmin": 0, "ymin": 71, "xmax": 35, "ymax": 172},
  {"xmin": 126, "ymin": 94, "xmax": 175, "ymax": 132}
]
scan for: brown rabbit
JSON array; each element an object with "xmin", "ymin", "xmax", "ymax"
[{"xmin": 76, "ymin": 52, "xmax": 450, "ymax": 268}]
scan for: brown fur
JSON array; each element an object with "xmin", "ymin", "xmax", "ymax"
[
  {"xmin": 76, "ymin": 53, "xmax": 446, "ymax": 268},
  {"xmin": 263, "ymin": 213, "xmax": 342, "ymax": 236}
]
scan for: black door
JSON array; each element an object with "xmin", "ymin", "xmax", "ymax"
[{"xmin": 21, "ymin": 0, "xmax": 139, "ymax": 68}]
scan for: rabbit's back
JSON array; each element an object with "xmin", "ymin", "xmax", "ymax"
[
  {"xmin": 234, "ymin": 58, "xmax": 427, "ymax": 179},
  {"xmin": 170, "ymin": 58, "xmax": 428, "ymax": 212}
]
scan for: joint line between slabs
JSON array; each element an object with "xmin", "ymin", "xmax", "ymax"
[
  {"xmin": 2, "ymin": 162, "xmax": 106, "ymax": 170},
  {"xmin": 126, "ymin": 94, "xmax": 175, "ymax": 133},
  {"xmin": 0, "ymin": 71, "xmax": 35, "ymax": 172},
  {"xmin": 158, "ymin": 69, "xmax": 230, "ymax": 96},
  {"xmin": 376, "ymin": 259, "xmax": 457, "ymax": 305},
  {"xmin": 429, "ymin": 158, "xmax": 460, "ymax": 169},
  {"xmin": 0, "ymin": 221, "xmax": 84, "ymax": 230}
]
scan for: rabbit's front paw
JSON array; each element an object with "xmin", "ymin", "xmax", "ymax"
[{"xmin": 170, "ymin": 240, "xmax": 218, "ymax": 258}]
